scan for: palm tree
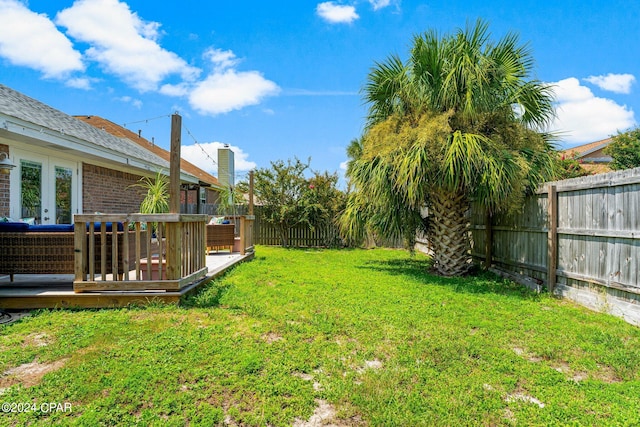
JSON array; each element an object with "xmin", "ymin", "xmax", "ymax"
[
  {"xmin": 131, "ymin": 170, "xmax": 170, "ymax": 214},
  {"xmin": 341, "ymin": 20, "xmax": 557, "ymax": 276}
]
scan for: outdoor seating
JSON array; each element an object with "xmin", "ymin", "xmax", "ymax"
[
  {"xmin": 0, "ymin": 222, "xmax": 147, "ymax": 282},
  {"xmin": 206, "ymin": 223, "xmax": 235, "ymax": 253}
]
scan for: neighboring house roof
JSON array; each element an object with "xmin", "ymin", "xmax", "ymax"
[
  {"xmin": 562, "ymin": 137, "xmax": 613, "ymax": 174},
  {"xmin": 0, "ymin": 84, "xmax": 199, "ymax": 183},
  {"xmin": 75, "ymin": 115, "xmax": 221, "ymax": 189},
  {"xmin": 564, "ymin": 137, "xmax": 613, "ymax": 159}
]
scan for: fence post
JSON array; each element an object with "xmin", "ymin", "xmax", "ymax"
[
  {"xmin": 484, "ymin": 209, "xmax": 492, "ymax": 270},
  {"xmin": 547, "ymin": 184, "xmax": 558, "ymax": 293}
]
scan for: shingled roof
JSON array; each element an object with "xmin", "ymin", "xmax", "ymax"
[
  {"xmin": 0, "ymin": 84, "xmax": 200, "ymax": 183},
  {"xmin": 563, "ymin": 137, "xmax": 613, "ymax": 157},
  {"xmin": 74, "ymin": 115, "xmax": 221, "ymax": 188},
  {"xmin": 562, "ymin": 137, "xmax": 613, "ymax": 174}
]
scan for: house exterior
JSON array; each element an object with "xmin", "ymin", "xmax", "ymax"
[
  {"xmin": 562, "ymin": 138, "xmax": 613, "ymax": 174},
  {"xmin": 0, "ymin": 84, "xmax": 219, "ymax": 223},
  {"xmin": 74, "ymin": 115, "xmax": 224, "ymax": 214}
]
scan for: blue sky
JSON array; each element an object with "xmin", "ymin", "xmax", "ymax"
[{"xmin": 1, "ymin": 0, "xmax": 638, "ymax": 185}]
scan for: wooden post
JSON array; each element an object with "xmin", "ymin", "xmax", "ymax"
[
  {"xmin": 169, "ymin": 113, "xmax": 182, "ymax": 214},
  {"xmin": 547, "ymin": 184, "xmax": 558, "ymax": 293},
  {"xmin": 249, "ymin": 170, "xmax": 254, "ymax": 216},
  {"xmin": 73, "ymin": 217, "xmax": 87, "ymax": 285},
  {"xmin": 167, "ymin": 114, "xmax": 182, "ymax": 279},
  {"xmin": 484, "ymin": 209, "xmax": 493, "ymax": 270},
  {"xmin": 240, "ymin": 215, "xmax": 246, "ymax": 255}
]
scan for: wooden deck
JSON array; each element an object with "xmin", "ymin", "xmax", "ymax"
[{"xmin": 0, "ymin": 252, "xmax": 254, "ymax": 309}]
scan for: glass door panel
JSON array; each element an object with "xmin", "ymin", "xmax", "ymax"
[
  {"xmin": 55, "ymin": 166, "xmax": 73, "ymax": 224},
  {"xmin": 20, "ymin": 160, "xmax": 42, "ymax": 224}
]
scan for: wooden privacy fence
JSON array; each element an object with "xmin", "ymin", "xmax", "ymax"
[
  {"xmin": 251, "ymin": 207, "xmax": 339, "ymax": 247},
  {"xmin": 471, "ymin": 167, "xmax": 640, "ymax": 325},
  {"xmin": 254, "ymin": 218, "xmax": 342, "ymax": 247}
]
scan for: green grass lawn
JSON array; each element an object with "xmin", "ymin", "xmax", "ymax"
[{"xmin": 1, "ymin": 246, "xmax": 639, "ymax": 426}]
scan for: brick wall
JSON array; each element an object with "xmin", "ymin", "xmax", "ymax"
[
  {"xmin": 83, "ymin": 164, "xmax": 145, "ymax": 213},
  {"xmin": 0, "ymin": 145, "xmax": 9, "ymax": 217},
  {"xmin": 181, "ymin": 189, "xmax": 197, "ymax": 205},
  {"xmin": 206, "ymin": 188, "xmax": 220, "ymax": 204}
]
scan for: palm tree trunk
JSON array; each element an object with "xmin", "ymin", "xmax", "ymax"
[{"xmin": 429, "ymin": 187, "xmax": 471, "ymax": 276}]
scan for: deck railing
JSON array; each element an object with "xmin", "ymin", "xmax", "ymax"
[
  {"xmin": 238, "ymin": 215, "xmax": 255, "ymax": 255},
  {"xmin": 73, "ymin": 213, "xmax": 208, "ymax": 293},
  {"xmin": 224, "ymin": 215, "xmax": 255, "ymax": 255}
]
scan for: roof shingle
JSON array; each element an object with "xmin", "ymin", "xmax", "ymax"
[{"xmin": 0, "ymin": 84, "xmax": 184, "ymax": 177}]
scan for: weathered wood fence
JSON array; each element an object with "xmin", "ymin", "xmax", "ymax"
[
  {"xmin": 253, "ymin": 208, "xmax": 342, "ymax": 247},
  {"xmin": 252, "ymin": 207, "xmax": 405, "ymax": 248},
  {"xmin": 471, "ymin": 167, "xmax": 640, "ymax": 325}
]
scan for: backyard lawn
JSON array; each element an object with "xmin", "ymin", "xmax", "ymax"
[{"xmin": 0, "ymin": 246, "xmax": 639, "ymax": 426}]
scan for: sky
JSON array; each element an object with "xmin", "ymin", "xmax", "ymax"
[{"xmin": 0, "ymin": 0, "xmax": 639, "ymax": 186}]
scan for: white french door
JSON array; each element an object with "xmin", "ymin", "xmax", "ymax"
[{"xmin": 10, "ymin": 151, "xmax": 79, "ymax": 224}]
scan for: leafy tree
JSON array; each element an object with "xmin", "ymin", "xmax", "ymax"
[
  {"xmin": 555, "ymin": 151, "xmax": 591, "ymax": 179},
  {"xmin": 341, "ymin": 20, "xmax": 558, "ymax": 276},
  {"xmin": 305, "ymin": 170, "xmax": 346, "ymax": 246},
  {"xmin": 605, "ymin": 128, "xmax": 640, "ymax": 170},
  {"xmin": 254, "ymin": 158, "xmax": 344, "ymax": 247}
]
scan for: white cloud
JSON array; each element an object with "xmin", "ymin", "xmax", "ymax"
[
  {"xmin": 369, "ymin": 0, "xmax": 391, "ymax": 10},
  {"xmin": 159, "ymin": 83, "xmax": 190, "ymax": 97},
  {"xmin": 316, "ymin": 2, "xmax": 359, "ymax": 24},
  {"xmin": 187, "ymin": 49, "xmax": 280, "ymax": 115},
  {"xmin": 0, "ymin": 0, "xmax": 278, "ymax": 116},
  {"xmin": 339, "ymin": 160, "xmax": 348, "ymax": 170},
  {"xmin": 584, "ymin": 73, "xmax": 636, "ymax": 94},
  {"xmin": 117, "ymin": 96, "xmax": 142, "ymax": 108},
  {"xmin": 181, "ymin": 142, "xmax": 257, "ymax": 176},
  {"xmin": 204, "ymin": 48, "xmax": 239, "ymax": 72},
  {"xmin": 548, "ymin": 77, "xmax": 635, "ymax": 144},
  {"xmin": 0, "ymin": 0, "xmax": 84, "ymax": 78},
  {"xmin": 55, "ymin": 0, "xmax": 199, "ymax": 92},
  {"xmin": 65, "ymin": 77, "xmax": 92, "ymax": 89},
  {"xmin": 189, "ymin": 70, "xmax": 280, "ymax": 115}
]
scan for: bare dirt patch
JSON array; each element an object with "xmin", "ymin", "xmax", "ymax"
[
  {"xmin": 355, "ymin": 359, "xmax": 383, "ymax": 375},
  {"xmin": 293, "ymin": 400, "xmax": 338, "ymax": 427},
  {"xmin": 593, "ymin": 365, "xmax": 622, "ymax": 383},
  {"xmin": 505, "ymin": 392, "xmax": 545, "ymax": 408},
  {"xmin": 0, "ymin": 358, "xmax": 67, "ymax": 390},
  {"xmin": 292, "ymin": 372, "xmax": 323, "ymax": 392},
  {"xmin": 293, "ymin": 398, "xmax": 364, "ymax": 427},
  {"xmin": 512, "ymin": 346, "xmax": 543, "ymax": 362},
  {"xmin": 552, "ymin": 361, "xmax": 621, "ymax": 383},
  {"xmin": 22, "ymin": 333, "xmax": 51, "ymax": 348},
  {"xmin": 552, "ymin": 361, "xmax": 589, "ymax": 382},
  {"xmin": 262, "ymin": 332, "xmax": 284, "ymax": 343}
]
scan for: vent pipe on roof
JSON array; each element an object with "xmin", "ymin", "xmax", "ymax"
[{"xmin": 138, "ymin": 129, "xmax": 142, "ymax": 138}]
